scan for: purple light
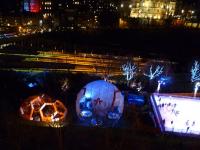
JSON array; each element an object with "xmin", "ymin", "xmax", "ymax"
[{"xmin": 151, "ymin": 93, "xmax": 200, "ymax": 136}]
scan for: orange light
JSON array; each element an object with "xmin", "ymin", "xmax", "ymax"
[{"xmin": 20, "ymin": 95, "xmax": 67, "ymax": 123}]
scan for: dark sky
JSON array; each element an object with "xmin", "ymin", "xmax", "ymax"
[{"xmin": 0, "ymin": 0, "xmax": 19, "ymax": 13}]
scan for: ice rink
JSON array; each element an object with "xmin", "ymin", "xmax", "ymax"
[{"xmin": 151, "ymin": 93, "xmax": 200, "ymax": 135}]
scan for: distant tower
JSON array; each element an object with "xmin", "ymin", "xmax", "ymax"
[{"xmin": 24, "ymin": 0, "xmax": 41, "ymax": 13}]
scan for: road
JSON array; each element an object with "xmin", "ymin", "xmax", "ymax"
[{"xmin": 0, "ymin": 50, "xmax": 173, "ymax": 76}]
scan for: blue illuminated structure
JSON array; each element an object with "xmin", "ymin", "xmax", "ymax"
[
  {"xmin": 76, "ymin": 80, "xmax": 124, "ymax": 127},
  {"xmin": 127, "ymin": 93, "xmax": 145, "ymax": 106},
  {"xmin": 80, "ymin": 110, "xmax": 93, "ymax": 118},
  {"xmin": 91, "ymin": 118, "xmax": 103, "ymax": 126},
  {"xmin": 107, "ymin": 113, "xmax": 120, "ymax": 120},
  {"xmin": 24, "ymin": 0, "xmax": 30, "ymax": 12},
  {"xmin": 21, "ymin": 72, "xmax": 46, "ymax": 89},
  {"xmin": 28, "ymin": 82, "xmax": 37, "ymax": 88}
]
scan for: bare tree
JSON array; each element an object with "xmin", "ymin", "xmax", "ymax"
[
  {"xmin": 144, "ymin": 65, "xmax": 164, "ymax": 80},
  {"xmin": 122, "ymin": 62, "xmax": 137, "ymax": 81},
  {"xmin": 191, "ymin": 61, "xmax": 200, "ymax": 97},
  {"xmin": 191, "ymin": 61, "xmax": 200, "ymax": 82}
]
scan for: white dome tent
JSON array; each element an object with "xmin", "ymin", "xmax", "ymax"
[{"xmin": 76, "ymin": 80, "xmax": 124, "ymax": 126}]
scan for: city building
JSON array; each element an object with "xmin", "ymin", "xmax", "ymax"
[
  {"xmin": 54, "ymin": 0, "xmax": 119, "ymax": 29},
  {"xmin": 119, "ymin": 0, "xmax": 134, "ymax": 18},
  {"xmin": 130, "ymin": 0, "xmax": 176, "ymax": 19},
  {"xmin": 41, "ymin": 0, "xmax": 52, "ymax": 18}
]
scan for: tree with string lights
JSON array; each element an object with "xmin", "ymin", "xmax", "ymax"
[
  {"xmin": 191, "ymin": 61, "xmax": 200, "ymax": 97},
  {"xmin": 144, "ymin": 65, "xmax": 164, "ymax": 80},
  {"xmin": 122, "ymin": 62, "xmax": 137, "ymax": 81}
]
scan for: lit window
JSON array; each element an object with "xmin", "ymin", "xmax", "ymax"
[{"xmin": 74, "ymin": 1, "xmax": 79, "ymax": 5}]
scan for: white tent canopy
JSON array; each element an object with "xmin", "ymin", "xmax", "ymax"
[{"xmin": 76, "ymin": 80, "xmax": 124, "ymax": 121}]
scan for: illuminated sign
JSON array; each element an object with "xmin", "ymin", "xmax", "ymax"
[{"xmin": 24, "ymin": 0, "xmax": 41, "ymax": 13}]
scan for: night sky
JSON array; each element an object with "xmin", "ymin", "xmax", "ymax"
[{"xmin": 0, "ymin": 0, "xmax": 19, "ymax": 13}]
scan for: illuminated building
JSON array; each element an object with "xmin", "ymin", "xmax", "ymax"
[
  {"xmin": 24, "ymin": 0, "xmax": 41, "ymax": 13},
  {"xmin": 41, "ymin": 0, "xmax": 52, "ymax": 18},
  {"xmin": 20, "ymin": 94, "xmax": 67, "ymax": 124},
  {"xmin": 76, "ymin": 80, "xmax": 124, "ymax": 126},
  {"xmin": 130, "ymin": 0, "xmax": 176, "ymax": 19}
]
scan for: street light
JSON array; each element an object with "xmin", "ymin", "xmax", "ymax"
[
  {"xmin": 18, "ymin": 26, "xmax": 22, "ymax": 33},
  {"xmin": 181, "ymin": 9, "xmax": 185, "ymax": 20}
]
